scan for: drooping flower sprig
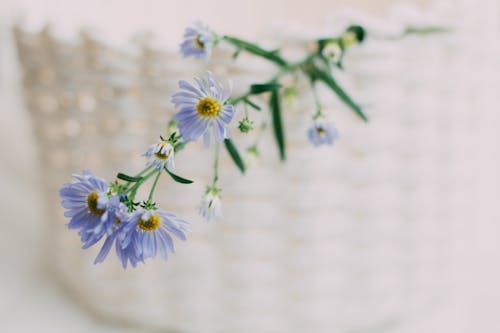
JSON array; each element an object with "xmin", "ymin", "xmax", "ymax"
[
  {"xmin": 179, "ymin": 22, "xmax": 369, "ymax": 160},
  {"xmin": 60, "ymin": 21, "xmax": 446, "ymax": 268},
  {"xmin": 60, "ymin": 132, "xmax": 192, "ymax": 268}
]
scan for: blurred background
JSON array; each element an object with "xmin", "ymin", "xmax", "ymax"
[{"xmin": 1, "ymin": 0, "xmax": 499, "ymax": 332}]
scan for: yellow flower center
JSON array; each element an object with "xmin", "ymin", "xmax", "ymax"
[
  {"xmin": 196, "ymin": 97, "xmax": 221, "ymax": 118},
  {"xmin": 138, "ymin": 214, "xmax": 161, "ymax": 231},
  {"xmin": 154, "ymin": 142, "xmax": 170, "ymax": 160},
  {"xmin": 87, "ymin": 191, "xmax": 105, "ymax": 215},
  {"xmin": 195, "ymin": 36, "xmax": 205, "ymax": 49},
  {"xmin": 316, "ymin": 127, "xmax": 326, "ymax": 134}
]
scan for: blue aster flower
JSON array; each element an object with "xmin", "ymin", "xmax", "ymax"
[
  {"xmin": 60, "ymin": 170, "xmax": 110, "ymax": 247},
  {"xmin": 143, "ymin": 140, "xmax": 175, "ymax": 170},
  {"xmin": 93, "ymin": 210, "xmax": 144, "ymax": 269},
  {"xmin": 83, "ymin": 194, "xmax": 127, "ymax": 247},
  {"xmin": 180, "ymin": 21, "xmax": 215, "ymax": 63},
  {"xmin": 172, "ymin": 71, "xmax": 236, "ymax": 146},
  {"xmin": 95, "ymin": 208, "xmax": 189, "ymax": 268},
  {"xmin": 307, "ymin": 122, "xmax": 339, "ymax": 146}
]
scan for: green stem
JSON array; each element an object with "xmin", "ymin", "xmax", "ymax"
[
  {"xmin": 310, "ymin": 80, "xmax": 323, "ymax": 117},
  {"xmin": 254, "ymin": 121, "xmax": 268, "ymax": 146},
  {"xmin": 147, "ymin": 170, "xmax": 162, "ymax": 202},
  {"xmin": 135, "ymin": 166, "xmax": 153, "ymax": 178},
  {"xmin": 244, "ymin": 103, "xmax": 249, "ymax": 118},
  {"xmin": 212, "ymin": 143, "xmax": 220, "ymax": 187},
  {"xmin": 126, "ymin": 168, "xmax": 159, "ymax": 199},
  {"xmin": 229, "ymin": 55, "xmax": 315, "ymax": 107}
]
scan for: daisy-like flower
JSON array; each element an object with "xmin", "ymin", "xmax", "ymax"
[
  {"xmin": 88, "ymin": 194, "xmax": 126, "ymax": 244},
  {"xmin": 172, "ymin": 72, "xmax": 236, "ymax": 146},
  {"xmin": 322, "ymin": 41, "xmax": 343, "ymax": 63},
  {"xmin": 60, "ymin": 170, "xmax": 110, "ymax": 247},
  {"xmin": 180, "ymin": 21, "xmax": 215, "ymax": 63},
  {"xmin": 198, "ymin": 187, "xmax": 222, "ymax": 222},
  {"xmin": 307, "ymin": 122, "xmax": 339, "ymax": 147},
  {"xmin": 143, "ymin": 140, "xmax": 175, "ymax": 170},
  {"xmin": 93, "ymin": 210, "xmax": 144, "ymax": 268},
  {"xmin": 123, "ymin": 208, "xmax": 189, "ymax": 266},
  {"xmin": 95, "ymin": 208, "xmax": 189, "ymax": 268}
]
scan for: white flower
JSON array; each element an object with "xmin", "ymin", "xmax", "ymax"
[
  {"xmin": 322, "ymin": 42, "xmax": 342, "ymax": 63},
  {"xmin": 198, "ymin": 188, "xmax": 222, "ymax": 222},
  {"xmin": 143, "ymin": 141, "xmax": 175, "ymax": 170}
]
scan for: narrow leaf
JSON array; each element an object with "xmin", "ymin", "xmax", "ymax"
[
  {"xmin": 250, "ymin": 83, "xmax": 282, "ymax": 94},
  {"xmin": 164, "ymin": 168, "xmax": 193, "ymax": 184},
  {"xmin": 116, "ymin": 173, "xmax": 142, "ymax": 182},
  {"xmin": 308, "ymin": 65, "xmax": 368, "ymax": 122},
  {"xmin": 403, "ymin": 26, "xmax": 451, "ymax": 36},
  {"xmin": 222, "ymin": 35, "xmax": 288, "ymax": 67},
  {"xmin": 269, "ymin": 90, "xmax": 286, "ymax": 161},
  {"xmin": 224, "ymin": 138, "xmax": 246, "ymax": 174},
  {"xmin": 244, "ymin": 98, "xmax": 261, "ymax": 111}
]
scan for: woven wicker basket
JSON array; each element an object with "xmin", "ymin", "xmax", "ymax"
[{"xmin": 14, "ymin": 7, "xmax": 458, "ymax": 332}]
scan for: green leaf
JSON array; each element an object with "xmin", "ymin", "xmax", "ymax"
[
  {"xmin": 224, "ymin": 138, "xmax": 246, "ymax": 174},
  {"xmin": 307, "ymin": 64, "xmax": 368, "ymax": 122},
  {"xmin": 403, "ymin": 26, "xmax": 451, "ymax": 36},
  {"xmin": 116, "ymin": 173, "xmax": 142, "ymax": 182},
  {"xmin": 269, "ymin": 90, "xmax": 286, "ymax": 161},
  {"xmin": 243, "ymin": 98, "xmax": 261, "ymax": 111},
  {"xmin": 174, "ymin": 141, "xmax": 188, "ymax": 153},
  {"xmin": 164, "ymin": 168, "xmax": 193, "ymax": 184},
  {"xmin": 222, "ymin": 35, "xmax": 288, "ymax": 67},
  {"xmin": 250, "ymin": 83, "xmax": 282, "ymax": 94}
]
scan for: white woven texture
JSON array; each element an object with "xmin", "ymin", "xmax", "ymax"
[{"xmin": 13, "ymin": 1, "xmax": 494, "ymax": 332}]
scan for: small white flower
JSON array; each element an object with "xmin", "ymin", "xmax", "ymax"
[
  {"xmin": 322, "ymin": 42, "xmax": 342, "ymax": 63},
  {"xmin": 198, "ymin": 188, "xmax": 222, "ymax": 222},
  {"xmin": 143, "ymin": 141, "xmax": 175, "ymax": 170}
]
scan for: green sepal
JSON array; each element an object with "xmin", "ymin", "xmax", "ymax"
[
  {"xmin": 116, "ymin": 173, "xmax": 143, "ymax": 182},
  {"xmin": 238, "ymin": 117, "xmax": 254, "ymax": 133},
  {"xmin": 140, "ymin": 200, "xmax": 157, "ymax": 210},
  {"xmin": 222, "ymin": 35, "xmax": 288, "ymax": 67},
  {"xmin": 250, "ymin": 83, "xmax": 282, "ymax": 94},
  {"xmin": 269, "ymin": 90, "xmax": 286, "ymax": 161},
  {"xmin": 346, "ymin": 25, "xmax": 366, "ymax": 43},
  {"xmin": 317, "ymin": 37, "xmax": 345, "ymax": 53},
  {"xmin": 306, "ymin": 64, "xmax": 368, "ymax": 122},
  {"xmin": 223, "ymin": 138, "xmax": 246, "ymax": 174},
  {"xmin": 164, "ymin": 168, "xmax": 193, "ymax": 184}
]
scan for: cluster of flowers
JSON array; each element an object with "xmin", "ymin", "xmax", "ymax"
[
  {"xmin": 61, "ymin": 21, "xmax": 368, "ymax": 268},
  {"xmin": 61, "ymin": 71, "xmax": 232, "ymax": 267},
  {"xmin": 60, "ymin": 170, "xmax": 189, "ymax": 268}
]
